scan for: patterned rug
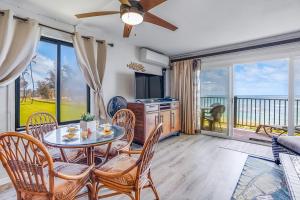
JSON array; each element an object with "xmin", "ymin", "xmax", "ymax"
[{"xmin": 232, "ymin": 156, "xmax": 290, "ymax": 200}]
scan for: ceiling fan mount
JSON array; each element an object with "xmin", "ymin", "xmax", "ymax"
[
  {"xmin": 75, "ymin": 0, "xmax": 178, "ymax": 38},
  {"xmin": 120, "ymin": 0, "xmax": 144, "ymax": 12}
]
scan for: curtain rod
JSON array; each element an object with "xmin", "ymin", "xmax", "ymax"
[
  {"xmin": 0, "ymin": 11, "xmax": 114, "ymax": 47},
  {"xmin": 171, "ymin": 35, "xmax": 300, "ymax": 63}
]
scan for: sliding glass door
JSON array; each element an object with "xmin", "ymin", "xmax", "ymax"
[
  {"xmin": 198, "ymin": 44, "xmax": 300, "ymax": 142},
  {"xmin": 200, "ymin": 66, "xmax": 231, "ymax": 136},
  {"xmin": 233, "ymin": 58, "xmax": 289, "ymax": 142}
]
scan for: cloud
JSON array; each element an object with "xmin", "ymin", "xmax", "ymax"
[
  {"xmin": 201, "ymin": 59, "xmax": 290, "ymax": 97},
  {"xmin": 234, "ymin": 59, "xmax": 289, "ymax": 96},
  {"xmin": 22, "ymin": 53, "xmax": 56, "ymax": 88}
]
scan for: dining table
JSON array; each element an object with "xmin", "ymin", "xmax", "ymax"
[{"xmin": 43, "ymin": 124, "xmax": 125, "ymax": 165}]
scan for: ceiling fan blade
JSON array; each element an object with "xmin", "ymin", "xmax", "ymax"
[
  {"xmin": 139, "ymin": 0, "xmax": 166, "ymax": 11},
  {"xmin": 123, "ymin": 24, "xmax": 133, "ymax": 38},
  {"xmin": 75, "ymin": 11, "xmax": 120, "ymax": 19},
  {"xmin": 119, "ymin": 0, "xmax": 131, "ymax": 6},
  {"xmin": 144, "ymin": 12, "xmax": 177, "ymax": 31}
]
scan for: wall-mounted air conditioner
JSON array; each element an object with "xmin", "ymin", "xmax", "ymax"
[{"xmin": 139, "ymin": 48, "xmax": 170, "ymax": 68}]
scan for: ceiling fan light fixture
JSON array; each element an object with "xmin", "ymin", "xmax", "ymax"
[{"xmin": 121, "ymin": 11, "xmax": 143, "ymax": 26}]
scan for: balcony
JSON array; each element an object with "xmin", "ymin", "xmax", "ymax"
[{"xmin": 200, "ymin": 96, "xmax": 300, "ymax": 143}]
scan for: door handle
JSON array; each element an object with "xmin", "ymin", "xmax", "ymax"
[{"xmin": 171, "ymin": 113, "xmax": 175, "ymax": 128}]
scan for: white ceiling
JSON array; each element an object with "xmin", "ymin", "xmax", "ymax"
[{"xmin": 1, "ymin": 0, "xmax": 300, "ymax": 56}]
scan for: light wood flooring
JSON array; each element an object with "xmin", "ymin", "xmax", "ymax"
[{"xmin": 0, "ymin": 134, "xmax": 273, "ymax": 200}]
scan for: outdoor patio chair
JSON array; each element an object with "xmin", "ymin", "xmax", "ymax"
[
  {"xmin": 256, "ymin": 124, "xmax": 300, "ymax": 137},
  {"xmin": 203, "ymin": 105, "xmax": 225, "ymax": 131}
]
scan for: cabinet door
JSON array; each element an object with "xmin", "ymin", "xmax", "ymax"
[
  {"xmin": 145, "ymin": 112, "xmax": 159, "ymax": 140},
  {"xmin": 171, "ymin": 109, "xmax": 181, "ymax": 132},
  {"xmin": 160, "ymin": 110, "xmax": 171, "ymax": 136}
]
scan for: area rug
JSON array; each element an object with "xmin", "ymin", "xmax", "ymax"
[{"xmin": 231, "ymin": 156, "xmax": 290, "ymax": 200}]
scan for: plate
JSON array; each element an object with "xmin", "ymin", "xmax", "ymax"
[
  {"xmin": 67, "ymin": 126, "xmax": 78, "ymax": 132},
  {"xmin": 63, "ymin": 133, "xmax": 77, "ymax": 140},
  {"xmin": 99, "ymin": 130, "xmax": 114, "ymax": 136}
]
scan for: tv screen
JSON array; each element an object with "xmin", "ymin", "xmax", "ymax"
[{"xmin": 135, "ymin": 72, "xmax": 164, "ymax": 99}]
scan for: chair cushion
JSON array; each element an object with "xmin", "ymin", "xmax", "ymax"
[
  {"xmin": 21, "ymin": 162, "xmax": 90, "ymax": 200},
  {"xmin": 94, "ymin": 140, "xmax": 129, "ymax": 157},
  {"xmin": 94, "ymin": 154, "xmax": 138, "ymax": 186},
  {"xmin": 47, "ymin": 147, "xmax": 63, "ymax": 160},
  {"xmin": 278, "ymin": 136, "xmax": 300, "ymax": 154}
]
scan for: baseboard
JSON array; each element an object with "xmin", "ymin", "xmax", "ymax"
[{"xmin": 0, "ymin": 177, "xmax": 12, "ymax": 192}]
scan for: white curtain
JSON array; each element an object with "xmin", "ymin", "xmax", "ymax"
[
  {"xmin": 73, "ymin": 32, "xmax": 107, "ymax": 121},
  {"xmin": 0, "ymin": 10, "xmax": 40, "ymax": 86}
]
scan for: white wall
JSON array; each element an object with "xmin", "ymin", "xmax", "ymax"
[{"xmin": 103, "ymin": 43, "xmax": 163, "ymax": 104}]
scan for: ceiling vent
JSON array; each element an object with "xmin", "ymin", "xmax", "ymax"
[{"xmin": 139, "ymin": 48, "xmax": 170, "ymax": 67}]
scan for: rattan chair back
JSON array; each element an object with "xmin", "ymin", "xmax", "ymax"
[
  {"xmin": 137, "ymin": 123, "xmax": 163, "ymax": 183},
  {"xmin": 26, "ymin": 112, "xmax": 58, "ymax": 141},
  {"xmin": 0, "ymin": 132, "xmax": 54, "ymax": 198},
  {"xmin": 112, "ymin": 109, "xmax": 136, "ymax": 144}
]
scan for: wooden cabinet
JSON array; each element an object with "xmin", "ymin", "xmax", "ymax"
[
  {"xmin": 128, "ymin": 101, "xmax": 180, "ymax": 144},
  {"xmin": 145, "ymin": 112, "xmax": 159, "ymax": 139},
  {"xmin": 171, "ymin": 109, "xmax": 180, "ymax": 132},
  {"xmin": 160, "ymin": 110, "xmax": 171, "ymax": 137}
]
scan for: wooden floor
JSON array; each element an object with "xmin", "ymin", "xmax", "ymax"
[
  {"xmin": 0, "ymin": 134, "xmax": 273, "ymax": 200},
  {"xmin": 233, "ymin": 128, "xmax": 272, "ymax": 143}
]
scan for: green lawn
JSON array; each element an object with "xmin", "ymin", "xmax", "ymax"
[{"xmin": 20, "ymin": 99, "xmax": 86, "ymax": 126}]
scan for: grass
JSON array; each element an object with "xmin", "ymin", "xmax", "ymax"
[{"xmin": 20, "ymin": 99, "xmax": 86, "ymax": 126}]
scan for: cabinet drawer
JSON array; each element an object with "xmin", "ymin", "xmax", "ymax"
[{"xmin": 145, "ymin": 104, "xmax": 159, "ymax": 112}]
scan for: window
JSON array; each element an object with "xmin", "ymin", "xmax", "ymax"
[{"xmin": 15, "ymin": 37, "xmax": 90, "ymax": 129}]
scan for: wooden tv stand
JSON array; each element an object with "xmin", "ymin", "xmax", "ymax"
[{"xmin": 128, "ymin": 101, "xmax": 181, "ymax": 144}]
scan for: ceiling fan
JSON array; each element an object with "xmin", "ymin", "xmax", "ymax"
[{"xmin": 75, "ymin": 0, "xmax": 178, "ymax": 38}]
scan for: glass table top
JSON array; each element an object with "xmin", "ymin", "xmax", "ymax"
[{"xmin": 43, "ymin": 125, "xmax": 125, "ymax": 148}]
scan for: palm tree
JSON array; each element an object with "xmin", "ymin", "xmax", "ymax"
[
  {"xmin": 20, "ymin": 71, "xmax": 29, "ymax": 102},
  {"xmin": 29, "ymin": 55, "xmax": 37, "ymax": 104}
]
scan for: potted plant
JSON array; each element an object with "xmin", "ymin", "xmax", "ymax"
[{"xmin": 80, "ymin": 113, "xmax": 96, "ymax": 132}]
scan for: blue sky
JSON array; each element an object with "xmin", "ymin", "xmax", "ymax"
[
  {"xmin": 22, "ymin": 40, "xmax": 87, "ymax": 101},
  {"xmin": 200, "ymin": 58, "xmax": 298, "ymax": 97},
  {"xmin": 23, "ymin": 41, "xmax": 82, "ymax": 87}
]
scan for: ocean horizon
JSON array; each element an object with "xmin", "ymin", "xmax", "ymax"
[{"xmin": 201, "ymin": 95, "xmax": 300, "ymax": 99}]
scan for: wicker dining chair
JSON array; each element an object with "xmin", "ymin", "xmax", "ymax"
[
  {"xmin": 0, "ymin": 132, "xmax": 94, "ymax": 200},
  {"xmin": 26, "ymin": 112, "xmax": 83, "ymax": 163},
  {"xmin": 92, "ymin": 123, "xmax": 163, "ymax": 200},
  {"xmin": 94, "ymin": 109, "xmax": 136, "ymax": 159}
]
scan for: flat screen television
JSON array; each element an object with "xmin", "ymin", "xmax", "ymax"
[{"xmin": 135, "ymin": 72, "xmax": 164, "ymax": 99}]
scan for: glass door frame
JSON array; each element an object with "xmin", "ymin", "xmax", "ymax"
[
  {"xmin": 199, "ymin": 65, "xmax": 233, "ymax": 138},
  {"xmin": 288, "ymin": 56, "xmax": 295, "ymax": 136}
]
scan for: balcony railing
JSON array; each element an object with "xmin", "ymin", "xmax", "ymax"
[{"xmin": 200, "ymin": 96, "xmax": 300, "ymax": 128}]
